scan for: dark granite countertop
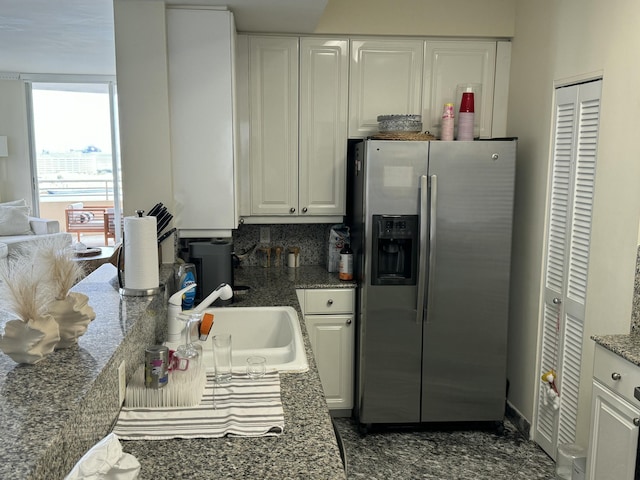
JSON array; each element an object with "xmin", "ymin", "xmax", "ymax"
[
  {"xmin": 121, "ymin": 265, "xmax": 352, "ymax": 480},
  {"xmin": 0, "ymin": 264, "xmax": 351, "ymax": 479},
  {"xmin": 0, "ymin": 264, "xmax": 169, "ymax": 480},
  {"xmin": 592, "ymin": 333, "xmax": 640, "ymax": 367}
]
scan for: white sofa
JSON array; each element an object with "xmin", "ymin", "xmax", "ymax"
[{"xmin": 0, "ymin": 200, "xmax": 72, "ymax": 261}]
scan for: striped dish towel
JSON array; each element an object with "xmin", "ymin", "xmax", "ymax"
[{"xmin": 113, "ymin": 371, "xmax": 284, "ymax": 440}]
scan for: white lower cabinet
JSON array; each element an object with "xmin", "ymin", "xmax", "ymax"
[
  {"xmin": 587, "ymin": 345, "xmax": 640, "ymax": 479},
  {"xmin": 298, "ymin": 288, "xmax": 355, "ymax": 413}
]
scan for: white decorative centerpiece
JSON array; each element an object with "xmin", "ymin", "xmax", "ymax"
[
  {"xmin": 37, "ymin": 238, "xmax": 96, "ymax": 349},
  {"xmin": 0, "ymin": 249, "xmax": 60, "ymax": 364},
  {"xmin": 0, "ymin": 238, "xmax": 97, "ymax": 363}
]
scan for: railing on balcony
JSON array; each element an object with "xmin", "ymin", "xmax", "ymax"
[{"xmin": 38, "ymin": 179, "xmax": 115, "ymax": 202}]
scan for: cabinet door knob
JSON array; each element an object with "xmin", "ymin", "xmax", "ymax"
[
  {"xmin": 634, "ymin": 418, "xmax": 640, "ymax": 427},
  {"xmin": 346, "ymin": 318, "xmax": 352, "ymax": 325},
  {"xmin": 611, "ymin": 372, "xmax": 622, "ymax": 381},
  {"xmin": 327, "ymin": 299, "xmax": 333, "ymax": 306},
  {"xmin": 552, "ymin": 297, "xmax": 562, "ymax": 305},
  {"xmin": 302, "ymin": 207, "xmax": 308, "ymax": 213},
  {"xmin": 290, "ymin": 207, "xmax": 296, "ymax": 214}
]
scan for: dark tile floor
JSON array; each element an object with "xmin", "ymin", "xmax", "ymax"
[{"xmin": 332, "ymin": 417, "xmax": 556, "ymax": 480}]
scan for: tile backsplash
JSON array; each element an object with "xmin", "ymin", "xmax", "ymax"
[{"xmin": 232, "ymin": 223, "xmax": 338, "ymax": 268}]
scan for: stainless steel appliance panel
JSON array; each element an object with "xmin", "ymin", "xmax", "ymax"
[
  {"xmin": 420, "ymin": 140, "xmax": 516, "ymax": 422},
  {"xmin": 363, "ymin": 141, "xmax": 429, "ymax": 216},
  {"xmin": 351, "ymin": 139, "xmax": 516, "ymax": 427},
  {"xmin": 357, "ymin": 141, "xmax": 428, "ymax": 424},
  {"xmin": 360, "ymin": 286, "xmax": 422, "ymax": 423}
]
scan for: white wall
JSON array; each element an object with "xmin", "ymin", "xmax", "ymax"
[
  {"xmin": 113, "ymin": 0, "xmax": 175, "ymax": 262},
  {"xmin": 0, "ymin": 80, "xmax": 35, "ymax": 207},
  {"xmin": 508, "ymin": 0, "xmax": 640, "ymax": 447},
  {"xmin": 316, "ymin": 0, "xmax": 516, "ymax": 37},
  {"xmin": 505, "ymin": 0, "xmax": 558, "ymax": 434}
]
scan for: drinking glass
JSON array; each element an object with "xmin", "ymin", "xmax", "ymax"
[
  {"xmin": 174, "ymin": 312, "xmax": 202, "ymax": 376},
  {"xmin": 212, "ymin": 334, "xmax": 232, "ymax": 383},
  {"xmin": 247, "ymin": 356, "xmax": 266, "ymax": 379}
]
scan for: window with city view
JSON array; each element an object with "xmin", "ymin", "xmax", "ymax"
[{"xmin": 30, "ymin": 82, "xmax": 122, "ymax": 246}]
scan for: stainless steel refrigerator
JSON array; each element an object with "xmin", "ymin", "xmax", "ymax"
[{"xmin": 348, "ymin": 139, "xmax": 516, "ymax": 427}]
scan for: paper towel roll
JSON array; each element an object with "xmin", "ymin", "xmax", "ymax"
[{"xmin": 123, "ymin": 215, "xmax": 159, "ymax": 290}]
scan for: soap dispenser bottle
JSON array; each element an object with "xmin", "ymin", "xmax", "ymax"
[
  {"xmin": 176, "ymin": 263, "xmax": 197, "ymax": 309},
  {"xmin": 167, "ymin": 283, "xmax": 197, "ymax": 342}
]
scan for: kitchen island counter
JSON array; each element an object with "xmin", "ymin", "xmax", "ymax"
[{"xmin": 0, "ymin": 264, "xmax": 350, "ymax": 479}]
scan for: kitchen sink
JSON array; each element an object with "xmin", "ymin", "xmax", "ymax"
[{"xmin": 198, "ymin": 306, "xmax": 308, "ymax": 373}]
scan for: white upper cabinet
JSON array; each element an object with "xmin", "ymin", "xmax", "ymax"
[
  {"xmin": 422, "ymin": 40, "xmax": 497, "ymax": 139},
  {"xmin": 349, "ymin": 39, "xmax": 424, "ymax": 138},
  {"xmin": 248, "ymin": 36, "xmax": 299, "ymax": 216},
  {"xmin": 236, "ymin": 34, "xmax": 511, "ymax": 222},
  {"xmin": 240, "ymin": 35, "xmax": 348, "ymax": 222},
  {"xmin": 166, "ymin": 8, "xmax": 237, "ymax": 236},
  {"xmin": 299, "ymin": 37, "xmax": 349, "ymax": 217}
]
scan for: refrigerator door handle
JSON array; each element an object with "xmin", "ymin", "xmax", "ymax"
[
  {"xmin": 417, "ymin": 175, "xmax": 429, "ymax": 324},
  {"xmin": 426, "ymin": 175, "xmax": 438, "ymax": 324}
]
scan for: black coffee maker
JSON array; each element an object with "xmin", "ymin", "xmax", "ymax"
[{"xmin": 188, "ymin": 239, "xmax": 234, "ymax": 305}]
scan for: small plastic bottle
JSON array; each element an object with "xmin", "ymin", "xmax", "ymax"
[
  {"xmin": 339, "ymin": 244, "xmax": 353, "ymax": 281},
  {"xmin": 176, "ymin": 263, "xmax": 197, "ymax": 310},
  {"xmin": 441, "ymin": 103, "xmax": 455, "ymax": 141}
]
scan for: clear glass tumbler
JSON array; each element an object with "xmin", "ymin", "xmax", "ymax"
[
  {"xmin": 212, "ymin": 334, "xmax": 232, "ymax": 383},
  {"xmin": 173, "ymin": 313, "xmax": 203, "ymax": 384},
  {"xmin": 246, "ymin": 356, "xmax": 266, "ymax": 379}
]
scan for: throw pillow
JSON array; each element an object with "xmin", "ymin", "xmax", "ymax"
[
  {"xmin": 0, "ymin": 199, "xmax": 27, "ymax": 207},
  {"xmin": 0, "ymin": 206, "xmax": 32, "ymax": 236}
]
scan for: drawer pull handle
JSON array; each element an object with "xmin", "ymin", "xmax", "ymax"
[
  {"xmin": 611, "ymin": 372, "xmax": 622, "ymax": 381},
  {"xmin": 327, "ymin": 299, "xmax": 333, "ymax": 306},
  {"xmin": 346, "ymin": 318, "xmax": 352, "ymax": 325},
  {"xmin": 634, "ymin": 418, "xmax": 640, "ymax": 427}
]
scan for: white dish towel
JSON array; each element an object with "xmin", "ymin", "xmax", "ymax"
[{"xmin": 113, "ymin": 371, "xmax": 284, "ymax": 440}]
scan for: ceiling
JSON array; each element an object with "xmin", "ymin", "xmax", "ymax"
[{"xmin": 0, "ymin": 0, "xmax": 327, "ymax": 76}]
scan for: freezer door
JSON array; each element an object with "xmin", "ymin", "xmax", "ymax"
[
  {"xmin": 420, "ymin": 140, "xmax": 516, "ymax": 422},
  {"xmin": 359, "ymin": 284, "xmax": 423, "ymax": 423},
  {"xmin": 363, "ymin": 140, "xmax": 429, "ymax": 215},
  {"xmin": 357, "ymin": 140, "xmax": 428, "ymax": 424}
]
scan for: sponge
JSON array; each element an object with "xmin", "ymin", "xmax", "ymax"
[{"xmin": 199, "ymin": 312, "xmax": 214, "ymax": 341}]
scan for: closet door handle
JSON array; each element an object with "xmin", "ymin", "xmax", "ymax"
[{"xmin": 552, "ymin": 298, "xmax": 562, "ymax": 305}]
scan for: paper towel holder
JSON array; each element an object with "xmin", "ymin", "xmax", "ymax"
[{"xmin": 118, "ymin": 210, "xmax": 162, "ymax": 297}]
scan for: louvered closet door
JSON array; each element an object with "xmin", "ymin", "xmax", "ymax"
[{"xmin": 535, "ymin": 80, "xmax": 602, "ymax": 459}]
